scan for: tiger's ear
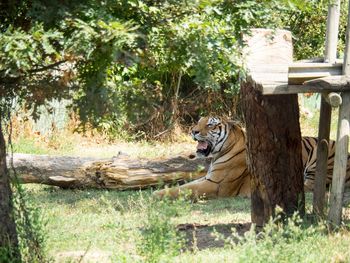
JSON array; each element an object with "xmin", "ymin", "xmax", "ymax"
[
  {"xmin": 226, "ymin": 120, "xmax": 236, "ymax": 128},
  {"xmin": 198, "ymin": 116, "xmax": 204, "ymax": 121}
]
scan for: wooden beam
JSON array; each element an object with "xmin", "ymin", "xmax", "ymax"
[
  {"xmin": 259, "ymin": 75, "xmax": 350, "ymax": 95},
  {"xmin": 302, "ymin": 76, "xmax": 350, "ymax": 92},
  {"xmin": 242, "ymin": 29, "xmax": 304, "ymax": 227},
  {"xmin": 325, "ymin": 92, "xmax": 342, "ymax": 107},
  {"xmin": 288, "ymin": 62, "xmax": 342, "ymax": 85},
  {"xmin": 328, "ymin": 0, "xmax": 350, "ymax": 227}
]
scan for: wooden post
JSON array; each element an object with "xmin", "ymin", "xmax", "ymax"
[
  {"xmin": 324, "ymin": 0, "xmax": 341, "ymax": 63},
  {"xmin": 242, "ymin": 29, "xmax": 304, "ymax": 227},
  {"xmin": 328, "ymin": 0, "xmax": 350, "ymax": 226},
  {"xmin": 242, "ymin": 86, "xmax": 304, "ymax": 227},
  {"xmin": 313, "ymin": 0, "xmax": 340, "ymax": 216},
  {"xmin": 313, "ymin": 96, "xmax": 332, "ymax": 216}
]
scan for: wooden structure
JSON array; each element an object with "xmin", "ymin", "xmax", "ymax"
[
  {"xmin": 241, "ymin": 30, "xmax": 305, "ymax": 227},
  {"xmin": 242, "ymin": 0, "xmax": 350, "ymax": 226}
]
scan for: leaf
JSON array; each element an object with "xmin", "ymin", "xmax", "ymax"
[{"xmin": 42, "ymin": 39, "xmax": 56, "ymax": 54}]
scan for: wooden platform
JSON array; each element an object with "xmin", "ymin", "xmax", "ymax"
[
  {"xmin": 244, "ymin": 29, "xmax": 350, "ymax": 95},
  {"xmin": 247, "ymin": 64, "xmax": 350, "ymax": 95}
]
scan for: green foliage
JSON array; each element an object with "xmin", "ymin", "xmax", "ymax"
[
  {"xmin": 137, "ymin": 195, "xmax": 189, "ymax": 262},
  {"xmin": 0, "ymin": 245, "xmax": 20, "ymax": 263},
  {"xmin": 1, "ymin": 0, "xmax": 326, "ymax": 138},
  {"xmin": 0, "ymin": 0, "xmax": 347, "ymax": 134},
  {"xmin": 66, "ymin": 18, "xmax": 140, "ymax": 128},
  {"xmin": 11, "ymin": 182, "xmax": 47, "ymax": 262},
  {"xmin": 282, "ymin": 0, "xmax": 348, "ymax": 60},
  {"xmin": 0, "ymin": 25, "xmax": 62, "ymax": 76}
]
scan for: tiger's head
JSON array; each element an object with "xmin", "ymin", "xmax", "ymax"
[{"xmin": 191, "ymin": 116, "xmax": 235, "ymax": 158}]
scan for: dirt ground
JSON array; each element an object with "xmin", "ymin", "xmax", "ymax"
[{"xmin": 178, "ymin": 222, "xmax": 251, "ymax": 250}]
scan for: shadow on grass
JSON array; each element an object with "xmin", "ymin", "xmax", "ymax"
[
  {"xmin": 24, "ymin": 185, "xmax": 251, "ymax": 215},
  {"xmin": 178, "ymin": 222, "xmax": 251, "ymax": 251}
]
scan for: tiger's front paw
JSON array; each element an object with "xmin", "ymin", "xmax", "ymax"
[
  {"xmin": 153, "ymin": 187, "xmax": 180, "ymax": 199},
  {"xmin": 152, "ymin": 188, "xmax": 168, "ymax": 199}
]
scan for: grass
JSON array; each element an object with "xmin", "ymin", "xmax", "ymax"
[
  {"xmin": 23, "ymin": 185, "xmax": 350, "ymax": 262},
  {"xmin": 175, "ymin": 229, "xmax": 350, "ymax": 263},
  {"xmin": 24, "ymin": 185, "xmax": 251, "ymax": 262},
  {"xmin": 10, "ymin": 131, "xmax": 196, "ymax": 159}
]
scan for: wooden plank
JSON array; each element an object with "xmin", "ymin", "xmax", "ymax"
[
  {"xmin": 288, "ymin": 62, "xmax": 342, "ymax": 85},
  {"xmin": 328, "ymin": 0, "xmax": 350, "ymax": 227},
  {"xmin": 257, "ymin": 76, "xmax": 350, "ymax": 95},
  {"xmin": 289, "ymin": 62, "xmax": 342, "ymax": 69},
  {"xmin": 313, "ymin": 96, "xmax": 332, "ymax": 217}
]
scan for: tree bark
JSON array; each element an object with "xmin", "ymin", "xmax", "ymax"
[
  {"xmin": 0, "ymin": 124, "xmax": 20, "ymax": 260},
  {"xmin": 241, "ymin": 83, "xmax": 305, "ymax": 227},
  {"xmin": 11, "ymin": 153, "xmax": 209, "ymax": 190},
  {"xmin": 241, "ymin": 28, "xmax": 304, "ymax": 227}
]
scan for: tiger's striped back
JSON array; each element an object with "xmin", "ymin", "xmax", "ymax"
[{"xmin": 302, "ymin": 137, "xmax": 350, "ymax": 190}]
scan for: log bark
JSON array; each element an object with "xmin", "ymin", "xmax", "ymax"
[{"xmin": 10, "ymin": 153, "xmax": 209, "ymax": 190}]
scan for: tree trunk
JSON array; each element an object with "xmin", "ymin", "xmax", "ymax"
[
  {"xmin": 12, "ymin": 153, "xmax": 209, "ymax": 190},
  {"xmin": 241, "ymin": 28, "xmax": 305, "ymax": 227},
  {"xmin": 0, "ymin": 124, "xmax": 20, "ymax": 260},
  {"xmin": 241, "ymin": 83, "xmax": 304, "ymax": 227}
]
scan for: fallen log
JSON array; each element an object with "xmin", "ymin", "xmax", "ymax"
[{"xmin": 8, "ymin": 153, "xmax": 209, "ymax": 190}]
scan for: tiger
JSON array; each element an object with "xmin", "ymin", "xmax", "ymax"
[{"xmin": 153, "ymin": 116, "xmax": 350, "ymax": 199}]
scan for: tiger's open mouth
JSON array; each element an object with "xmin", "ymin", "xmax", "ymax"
[{"xmin": 196, "ymin": 140, "xmax": 212, "ymax": 157}]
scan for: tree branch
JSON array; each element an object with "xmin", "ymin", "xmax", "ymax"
[{"xmin": 27, "ymin": 60, "xmax": 67, "ymax": 74}]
